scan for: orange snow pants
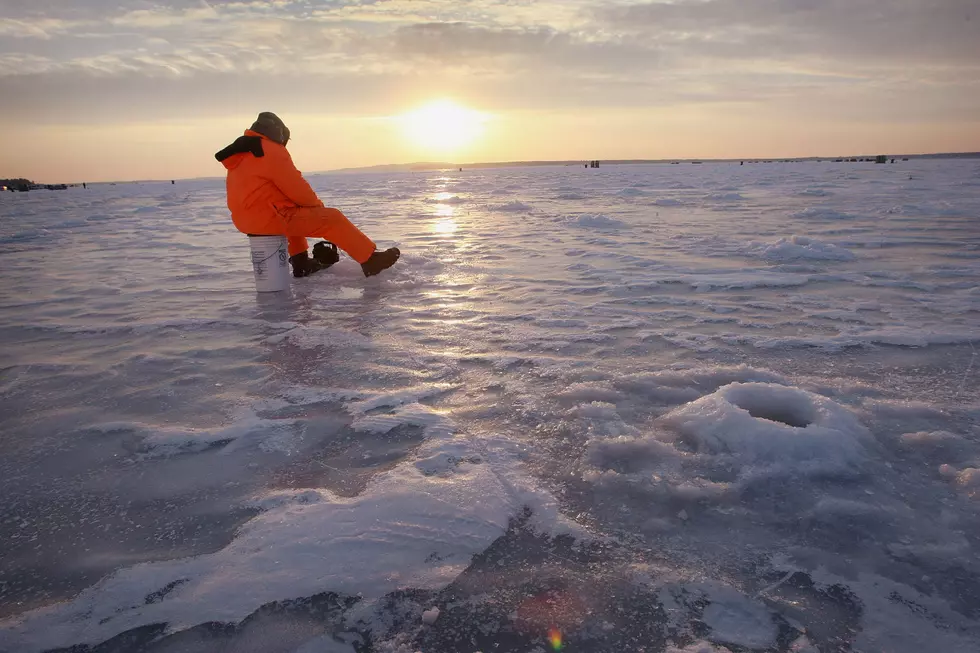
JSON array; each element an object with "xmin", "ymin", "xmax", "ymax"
[{"xmin": 269, "ymin": 205, "xmax": 376, "ymax": 262}]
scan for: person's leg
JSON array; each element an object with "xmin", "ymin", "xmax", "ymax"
[
  {"xmin": 280, "ymin": 206, "xmax": 376, "ymax": 263},
  {"xmin": 286, "ymin": 236, "xmax": 309, "ymax": 257}
]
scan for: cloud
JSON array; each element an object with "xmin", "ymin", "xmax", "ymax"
[
  {"xmin": 597, "ymin": 0, "xmax": 980, "ymax": 66},
  {"xmin": 0, "ymin": 17, "xmax": 90, "ymax": 39},
  {"xmin": 0, "ymin": 0, "xmax": 978, "ymax": 127}
]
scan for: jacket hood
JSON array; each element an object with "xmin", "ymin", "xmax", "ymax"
[{"xmin": 215, "ymin": 131, "xmax": 266, "ymax": 170}]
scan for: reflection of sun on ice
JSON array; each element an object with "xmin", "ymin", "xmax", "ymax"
[
  {"xmin": 400, "ymin": 99, "xmax": 487, "ymax": 152},
  {"xmin": 432, "ymin": 218, "xmax": 457, "ymax": 235}
]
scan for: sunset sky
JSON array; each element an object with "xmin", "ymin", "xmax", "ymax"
[{"xmin": 1, "ymin": 0, "xmax": 978, "ymax": 183}]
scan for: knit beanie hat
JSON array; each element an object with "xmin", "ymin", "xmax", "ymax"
[{"xmin": 250, "ymin": 112, "xmax": 290, "ymax": 146}]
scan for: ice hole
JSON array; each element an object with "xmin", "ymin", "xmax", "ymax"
[{"xmin": 727, "ymin": 389, "xmax": 814, "ymax": 428}]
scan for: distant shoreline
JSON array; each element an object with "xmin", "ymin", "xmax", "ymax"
[
  {"xmin": 324, "ymin": 151, "xmax": 980, "ymax": 174},
  {"xmin": 7, "ymin": 151, "xmax": 978, "ymax": 187}
]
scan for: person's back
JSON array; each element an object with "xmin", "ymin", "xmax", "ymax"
[{"xmin": 215, "ymin": 112, "xmax": 399, "ymax": 278}]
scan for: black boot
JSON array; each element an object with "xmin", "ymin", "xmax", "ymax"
[
  {"xmin": 361, "ymin": 247, "xmax": 401, "ymax": 277},
  {"xmin": 289, "ymin": 251, "xmax": 329, "ymax": 278},
  {"xmin": 312, "ymin": 241, "xmax": 339, "ymax": 268}
]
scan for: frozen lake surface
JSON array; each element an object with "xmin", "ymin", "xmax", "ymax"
[{"xmin": 1, "ymin": 160, "xmax": 979, "ymax": 652}]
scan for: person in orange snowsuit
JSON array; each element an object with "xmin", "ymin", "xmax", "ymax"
[{"xmin": 215, "ymin": 112, "xmax": 400, "ymax": 277}]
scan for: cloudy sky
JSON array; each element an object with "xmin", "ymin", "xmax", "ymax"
[{"xmin": 1, "ymin": 0, "xmax": 978, "ymax": 182}]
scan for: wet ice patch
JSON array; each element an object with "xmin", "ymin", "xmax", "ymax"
[
  {"xmin": 701, "ymin": 585, "xmax": 778, "ymax": 649},
  {"xmin": 659, "ymin": 382, "xmax": 872, "ymax": 476},
  {"xmin": 658, "ymin": 582, "xmax": 776, "ymax": 650}
]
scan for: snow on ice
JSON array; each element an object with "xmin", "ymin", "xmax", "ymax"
[{"xmin": 1, "ymin": 159, "xmax": 979, "ymax": 652}]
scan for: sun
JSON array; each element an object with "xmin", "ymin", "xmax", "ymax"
[{"xmin": 400, "ymin": 99, "xmax": 487, "ymax": 153}]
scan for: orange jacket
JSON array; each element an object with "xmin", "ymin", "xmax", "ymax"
[{"xmin": 218, "ymin": 130, "xmax": 323, "ymax": 235}]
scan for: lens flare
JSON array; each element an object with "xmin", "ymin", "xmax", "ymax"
[{"xmin": 548, "ymin": 628, "xmax": 562, "ymax": 651}]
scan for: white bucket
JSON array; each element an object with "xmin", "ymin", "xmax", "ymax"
[{"xmin": 248, "ymin": 235, "xmax": 290, "ymax": 292}]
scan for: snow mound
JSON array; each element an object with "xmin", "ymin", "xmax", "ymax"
[
  {"xmin": 798, "ymin": 188, "xmax": 833, "ymax": 196},
  {"xmin": 421, "ymin": 606, "xmax": 440, "ymax": 624},
  {"xmin": 792, "ymin": 207, "xmax": 858, "ymax": 220},
  {"xmin": 423, "ymin": 195, "xmax": 466, "ymax": 204},
  {"xmin": 898, "ymin": 430, "xmax": 973, "ymax": 461},
  {"xmin": 956, "ymin": 467, "xmax": 980, "ymax": 487},
  {"xmin": 941, "ymin": 465, "xmax": 980, "ymax": 497},
  {"xmin": 750, "ymin": 235, "xmax": 855, "ymax": 262},
  {"xmin": 659, "ymin": 382, "xmax": 872, "ymax": 475},
  {"xmin": 564, "ymin": 214, "xmax": 626, "ymax": 229},
  {"xmin": 705, "ymin": 192, "xmax": 744, "ymax": 201},
  {"xmin": 616, "ymin": 187, "xmax": 646, "ymax": 197},
  {"xmin": 490, "ymin": 201, "xmax": 532, "ymax": 212}
]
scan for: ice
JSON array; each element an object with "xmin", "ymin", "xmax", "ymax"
[
  {"xmin": 666, "ymin": 642, "xmax": 732, "ymax": 653},
  {"xmin": 420, "ymin": 607, "xmax": 440, "ymax": 625},
  {"xmin": 0, "ymin": 429, "xmax": 559, "ymax": 651},
  {"xmin": 705, "ymin": 192, "xmax": 745, "ymax": 201},
  {"xmin": 791, "ymin": 207, "xmax": 858, "ymax": 220},
  {"xmin": 616, "ymin": 187, "xmax": 646, "ymax": 197},
  {"xmin": 423, "ymin": 195, "xmax": 466, "ymax": 204},
  {"xmin": 294, "ymin": 638, "xmax": 356, "ymax": 653},
  {"xmin": 747, "ymin": 235, "xmax": 856, "ymax": 262},
  {"xmin": 490, "ymin": 200, "xmax": 532, "ymax": 212},
  {"xmin": 798, "ymin": 188, "xmax": 833, "ymax": 197},
  {"xmin": 2, "ymin": 160, "xmax": 980, "ymax": 652},
  {"xmin": 942, "ymin": 465, "xmax": 980, "ymax": 496},
  {"xmin": 700, "ymin": 585, "xmax": 777, "ymax": 648},
  {"xmin": 659, "ymin": 382, "xmax": 872, "ymax": 476},
  {"xmin": 562, "ymin": 212, "xmax": 626, "ymax": 229},
  {"xmin": 789, "ymin": 635, "xmax": 819, "ymax": 653}
]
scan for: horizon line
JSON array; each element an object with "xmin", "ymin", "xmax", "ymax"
[{"xmin": 6, "ymin": 150, "xmax": 979, "ymax": 186}]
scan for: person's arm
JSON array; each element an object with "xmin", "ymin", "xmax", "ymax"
[{"xmin": 265, "ymin": 144, "xmax": 324, "ymax": 208}]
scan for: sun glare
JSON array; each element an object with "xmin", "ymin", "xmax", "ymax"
[{"xmin": 400, "ymin": 100, "xmax": 487, "ymax": 153}]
